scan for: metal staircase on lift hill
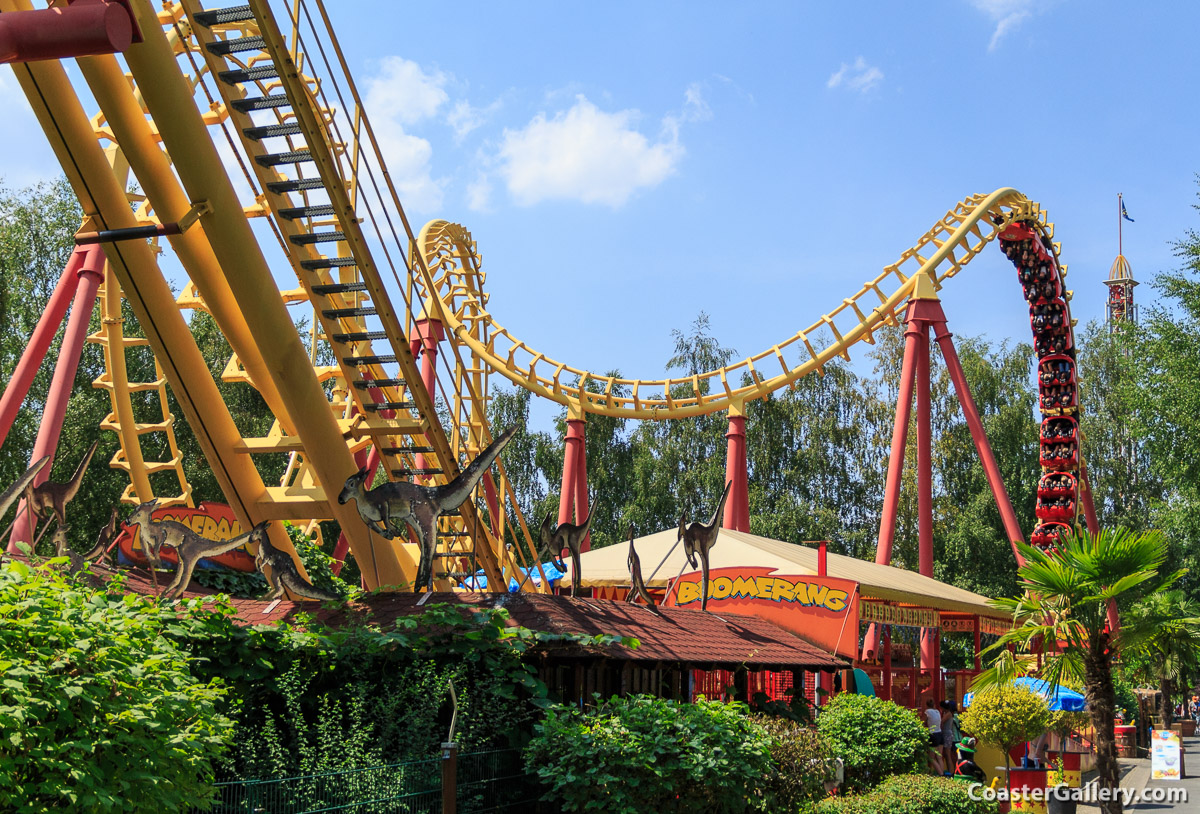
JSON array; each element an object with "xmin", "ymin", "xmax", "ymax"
[{"xmin": 184, "ymin": 2, "xmax": 495, "ymax": 585}]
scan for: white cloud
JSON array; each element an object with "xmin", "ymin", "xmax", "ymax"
[
  {"xmin": 366, "ymin": 57, "xmax": 448, "ymax": 125},
  {"xmin": 495, "ymin": 94, "xmax": 685, "ymax": 208},
  {"xmin": 466, "ymin": 173, "xmax": 493, "ymax": 212},
  {"xmin": 969, "ymin": 0, "xmax": 1036, "ymax": 51},
  {"xmin": 364, "ymin": 57, "xmax": 449, "ymax": 212},
  {"xmin": 682, "ymin": 83, "xmax": 712, "ymax": 122},
  {"xmin": 827, "ymin": 57, "xmax": 884, "ymax": 93},
  {"xmin": 447, "ymin": 98, "xmax": 503, "ymax": 143}
]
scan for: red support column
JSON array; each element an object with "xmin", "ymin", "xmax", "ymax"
[
  {"xmin": 863, "ymin": 302, "xmax": 923, "ymax": 659},
  {"xmin": 0, "ymin": 1, "xmax": 140, "ymax": 65},
  {"xmin": 933, "ymin": 322, "xmax": 1025, "ymax": 563},
  {"xmin": 411, "ymin": 318, "xmax": 444, "ymax": 483},
  {"xmin": 573, "ymin": 423, "xmax": 591, "ymax": 551},
  {"xmin": 558, "ymin": 414, "xmax": 585, "ymax": 544},
  {"xmin": 916, "ymin": 323, "xmax": 937, "ymax": 675},
  {"xmin": 881, "ymin": 625, "xmax": 893, "ymax": 702},
  {"xmin": 973, "ymin": 616, "xmax": 982, "ymax": 672},
  {"xmin": 723, "ymin": 406, "xmax": 749, "ymax": 532},
  {"xmin": 916, "ymin": 324, "xmax": 933, "ymax": 580},
  {"xmin": 8, "ymin": 246, "xmax": 105, "ymax": 552},
  {"xmin": 0, "ymin": 247, "xmax": 84, "ymax": 448}
]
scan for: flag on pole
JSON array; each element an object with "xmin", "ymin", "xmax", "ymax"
[{"xmin": 1121, "ymin": 200, "xmax": 1134, "ymax": 222}]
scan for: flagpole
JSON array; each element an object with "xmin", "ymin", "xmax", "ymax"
[{"xmin": 1118, "ymin": 192, "xmax": 1123, "ymax": 257}]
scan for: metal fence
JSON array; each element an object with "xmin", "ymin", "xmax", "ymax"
[{"xmin": 204, "ymin": 747, "xmax": 540, "ymax": 814}]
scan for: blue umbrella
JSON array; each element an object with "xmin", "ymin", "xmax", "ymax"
[
  {"xmin": 962, "ymin": 676, "xmax": 1086, "ymax": 711},
  {"xmin": 462, "ymin": 561, "xmax": 565, "ymax": 591}
]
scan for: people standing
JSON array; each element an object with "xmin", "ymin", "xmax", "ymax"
[
  {"xmin": 924, "ymin": 698, "xmax": 945, "ymax": 774},
  {"xmin": 940, "ymin": 699, "xmax": 960, "ymax": 771}
]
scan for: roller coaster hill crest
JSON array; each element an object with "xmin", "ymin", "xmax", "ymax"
[{"xmin": 0, "ymin": 0, "xmax": 1096, "ymax": 596}]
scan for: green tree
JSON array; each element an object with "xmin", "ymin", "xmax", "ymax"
[
  {"xmin": 974, "ymin": 527, "xmax": 1182, "ymax": 814},
  {"xmin": 958, "ymin": 683, "xmax": 1051, "ymax": 774},
  {"xmin": 1075, "ymin": 321, "xmax": 1159, "ymax": 529},
  {"xmin": 0, "ymin": 561, "xmax": 232, "ymax": 812},
  {"xmin": 1121, "ymin": 590, "xmax": 1200, "ymax": 727}
]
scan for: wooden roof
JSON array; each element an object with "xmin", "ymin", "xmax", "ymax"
[{"xmin": 105, "ymin": 566, "xmax": 846, "ymax": 671}]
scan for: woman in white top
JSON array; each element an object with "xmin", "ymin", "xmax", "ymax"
[{"xmin": 924, "ymin": 698, "xmax": 945, "ymax": 774}]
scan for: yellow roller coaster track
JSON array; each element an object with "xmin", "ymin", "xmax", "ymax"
[{"xmin": 415, "ymin": 190, "xmax": 1078, "ymax": 421}]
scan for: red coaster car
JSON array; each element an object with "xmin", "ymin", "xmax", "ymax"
[
  {"xmin": 1030, "ymin": 300, "xmax": 1067, "ymax": 335},
  {"xmin": 1038, "ymin": 355, "xmax": 1076, "ymax": 387},
  {"xmin": 1031, "ymin": 521, "xmax": 1071, "ymax": 549},
  {"xmin": 1037, "ymin": 494, "xmax": 1076, "ymax": 523},
  {"xmin": 1023, "ymin": 274, "xmax": 1061, "ymax": 304},
  {"xmin": 1039, "ymin": 384, "xmax": 1077, "ymax": 412},
  {"xmin": 1040, "ymin": 416, "xmax": 1078, "ymax": 445},
  {"xmin": 1038, "ymin": 471, "xmax": 1077, "ymax": 499},
  {"xmin": 999, "ymin": 222, "xmax": 1039, "ymax": 244},
  {"xmin": 1040, "ymin": 440, "xmax": 1078, "ymax": 470},
  {"xmin": 1036, "ymin": 333, "xmax": 1074, "ymax": 357}
]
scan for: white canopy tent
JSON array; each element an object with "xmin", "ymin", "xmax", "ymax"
[{"xmin": 566, "ymin": 526, "xmax": 1008, "ymax": 619}]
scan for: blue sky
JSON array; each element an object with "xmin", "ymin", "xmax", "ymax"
[{"xmin": 3, "ymin": 1, "xmax": 1199, "ymax": 423}]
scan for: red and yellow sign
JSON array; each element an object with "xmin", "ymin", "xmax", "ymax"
[
  {"xmin": 115, "ymin": 502, "xmax": 256, "ymax": 572},
  {"xmin": 664, "ymin": 567, "xmax": 859, "ymax": 657}
]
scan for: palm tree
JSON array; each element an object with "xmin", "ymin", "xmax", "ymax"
[
  {"xmin": 972, "ymin": 526, "xmax": 1183, "ymax": 814},
  {"xmin": 1124, "ymin": 590, "xmax": 1200, "ymax": 727}
]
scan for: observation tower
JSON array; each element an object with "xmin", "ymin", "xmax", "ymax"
[{"xmin": 1105, "ymin": 193, "xmax": 1138, "ymax": 328}]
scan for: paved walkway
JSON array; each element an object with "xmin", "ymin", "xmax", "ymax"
[{"xmin": 1075, "ymin": 734, "xmax": 1197, "ymax": 812}]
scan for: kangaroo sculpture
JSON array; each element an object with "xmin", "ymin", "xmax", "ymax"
[
  {"xmin": 338, "ymin": 425, "xmax": 518, "ymax": 591},
  {"xmin": 255, "ymin": 528, "xmax": 342, "ymax": 602},
  {"xmin": 26, "ymin": 440, "xmax": 98, "ymax": 528},
  {"xmin": 625, "ymin": 523, "xmax": 659, "ymax": 611},
  {"xmin": 539, "ymin": 500, "xmax": 599, "ymax": 598},
  {"xmin": 677, "ymin": 480, "xmax": 732, "ymax": 611},
  {"xmin": 128, "ymin": 499, "xmax": 272, "ymax": 600}
]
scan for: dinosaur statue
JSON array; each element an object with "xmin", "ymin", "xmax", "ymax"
[
  {"xmin": 161, "ymin": 519, "xmax": 272, "ymax": 601},
  {"xmin": 539, "ymin": 500, "xmax": 600, "ymax": 598},
  {"xmin": 255, "ymin": 528, "xmax": 342, "ymax": 602},
  {"xmin": 625, "ymin": 523, "xmax": 659, "ymax": 611},
  {"xmin": 127, "ymin": 498, "xmax": 275, "ymax": 600},
  {"xmin": 50, "ymin": 517, "xmax": 113, "ymax": 574},
  {"xmin": 26, "ymin": 440, "xmax": 98, "ymax": 528},
  {"xmin": 677, "ymin": 480, "xmax": 732, "ymax": 611},
  {"xmin": 338, "ymin": 425, "xmax": 518, "ymax": 591},
  {"xmin": 0, "ymin": 456, "xmax": 49, "ymax": 538}
]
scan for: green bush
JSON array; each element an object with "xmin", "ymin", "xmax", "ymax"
[
  {"xmin": 525, "ymin": 695, "xmax": 774, "ymax": 813},
  {"xmin": 751, "ymin": 715, "xmax": 832, "ymax": 810},
  {"xmin": 816, "ymin": 693, "xmax": 928, "ymax": 792},
  {"xmin": 0, "ymin": 561, "xmax": 233, "ymax": 812},
  {"xmin": 177, "ymin": 602, "xmax": 586, "ymax": 776},
  {"xmin": 813, "ymin": 774, "xmax": 998, "ymax": 813}
]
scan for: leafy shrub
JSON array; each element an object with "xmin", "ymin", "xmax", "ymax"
[
  {"xmin": 959, "ymin": 684, "xmax": 1050, "ymax": 770},
  {"xmin": 816, "ymin": 693, "xmax": 927, "ymax": 792},
  {"xmin": 0, "ymin": 561, "xmax": 233, "ymax": 812},
  {"xmin": 812, "ymin": 774, "xmax": 998, "ymax": 814},
  {"xmin": 751, "ymin": 715, "xmax": 832, "ymax": 810},
  {"xmin": 525, "ymin": 695, "xmax": 774, "ymax": 813},
  {"xmin": 176, "ymin": 602, "xmax": 626, "ymax": 777}
]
